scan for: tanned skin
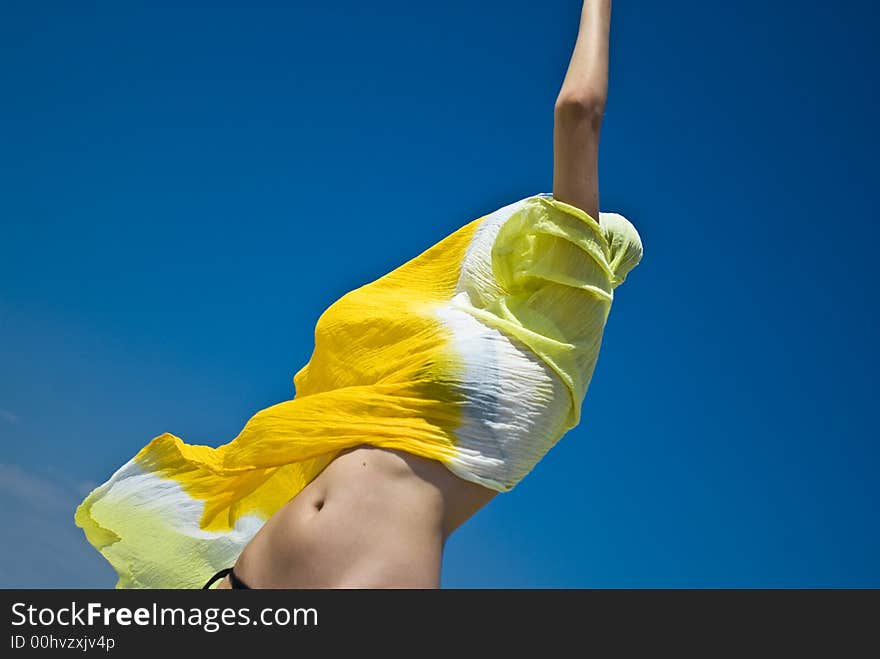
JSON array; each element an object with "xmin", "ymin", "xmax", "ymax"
[{"xmin": 215, "ymin": 0, "xmax": 611, "ymax": 589}]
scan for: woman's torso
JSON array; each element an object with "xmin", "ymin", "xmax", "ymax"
[
  {"xmin": 220, "ymin": 446, "xmax": 497, "ymax": 588},
  {"xmin": 214, "ymin": 196, "xmax": 642, "ymax": 589}
]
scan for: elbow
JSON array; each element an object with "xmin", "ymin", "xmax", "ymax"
[{"xmin": 554, "ymin": 92, "xmax": 606, "ymax": 127}]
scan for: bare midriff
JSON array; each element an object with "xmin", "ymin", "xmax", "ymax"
[{"xmin": 216, "ymin": 446, "xmax": 498, "ymax": 589}]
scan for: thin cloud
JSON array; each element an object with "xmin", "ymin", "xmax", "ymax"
[
  {"xmin": 0, "ymin": 409, "xmax": 20, "ymax": 424},
  {"xmin": 0, "ymin": 463, "xmax": 116, "ymax": 588},
  {"xmin": 0, "ymin": 463, "xmax": 73, "ymax": 510}
]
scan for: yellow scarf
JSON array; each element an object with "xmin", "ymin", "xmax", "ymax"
[{"xmin": 75, "ymin": 193, "xmax": 643, "ymax": 588}]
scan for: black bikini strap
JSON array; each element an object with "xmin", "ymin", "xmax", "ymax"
[
  {"xmin": 228, "ymin": 568, "xmax": 251, "ymax": 589},
  {"xmin": 202, "ymin": 566, "xmax": 252, "ymax": 589},
  {"xmin": 202, "ymin": 567, "xmax": 232, "ymax": 589}
]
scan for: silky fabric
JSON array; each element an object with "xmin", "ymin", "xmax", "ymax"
[{"xmin": 74, "ymin": 193, "xmax": 643, "ymax": 588}]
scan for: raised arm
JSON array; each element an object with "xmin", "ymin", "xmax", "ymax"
[{"xmin": 552, "ymin": 0, "xmax": 611, "ymax": 222}]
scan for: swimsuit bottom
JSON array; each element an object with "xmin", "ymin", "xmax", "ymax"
[{"xmin": 203, "ymin": 567, "xmax": 250, "ymax": 589}]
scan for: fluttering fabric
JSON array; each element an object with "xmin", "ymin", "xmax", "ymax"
[{"xmin": 75, "ymin": 193, "xmax": 643, "ymax": 588}]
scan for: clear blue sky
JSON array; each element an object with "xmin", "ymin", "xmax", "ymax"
[{"xmin": 1, "ymin": 0, "xmax": 877, "ymax": 587}]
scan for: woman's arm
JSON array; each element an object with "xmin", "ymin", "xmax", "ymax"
[{"xmin": 552, "ymin": 0, "xmax": 611, "ymax": 222}]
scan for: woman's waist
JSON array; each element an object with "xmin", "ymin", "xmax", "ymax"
[
  {"xmin": 312, "ymin": 446, "xmax": 495, "ymax": 533},
  {"xmin": 234, "ymin": 446, "xmax": 472, "ymax": 587},
  {"xmin": 315, "ymin": 447, "xmax": 448, "ymax": 522}
]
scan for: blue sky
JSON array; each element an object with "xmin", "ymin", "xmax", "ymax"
[{"xmin": 1, "ymin": 0, "xmax": 878, "ymax": 587}]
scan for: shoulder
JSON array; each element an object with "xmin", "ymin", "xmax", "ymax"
[
  {"xmin": 525, "ymin": 194, "xmax": 644, "ymax": 287},
  {"xmin": 598, "ymin": 211, "xmax": 643, "ymax": 287}
]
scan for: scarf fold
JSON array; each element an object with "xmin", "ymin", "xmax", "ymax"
[{"xmin": 74, "ymin": 193, "xmax": 643, "ymax": 588}]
